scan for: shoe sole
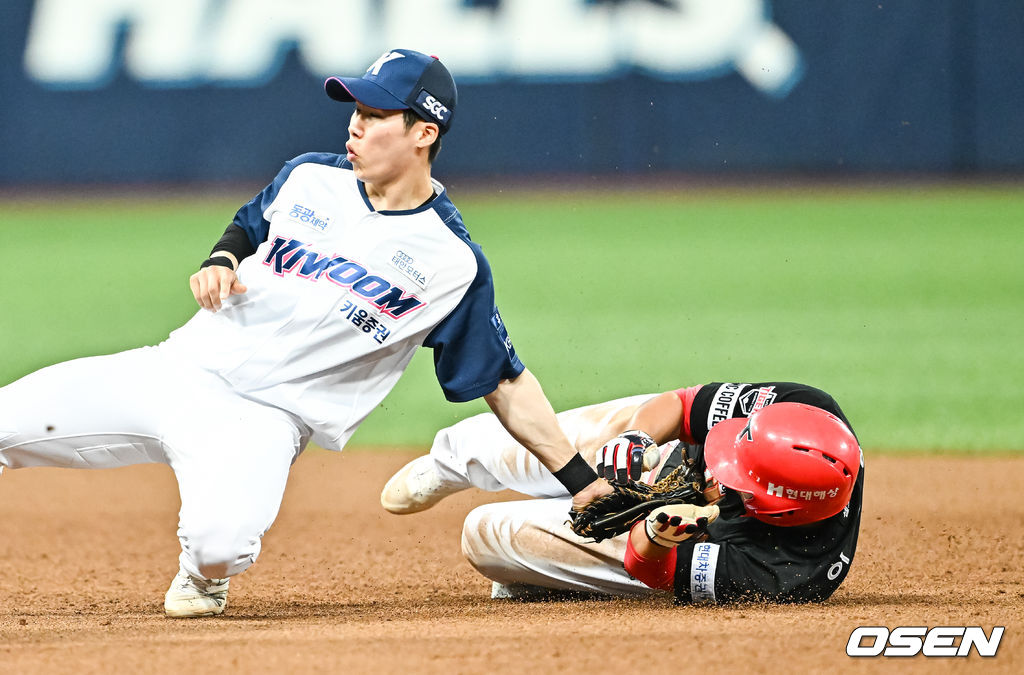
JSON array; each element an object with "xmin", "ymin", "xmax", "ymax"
[{"xmin": 164, "ymin": 603, "xmax": 226, "ymax": 618}]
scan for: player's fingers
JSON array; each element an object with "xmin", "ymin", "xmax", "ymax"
[
  {"xmin": 597, "ymin": 442, "xmax": 610, "ymax": 481},
  {"xmin": 231, "ymin": 280, "xmax": 248, "ymax": 296},
  {"xmin": 201, "ymin": 270, "xmax": 225, "ymax": 311},
  {"xmin": 598, "ymin": 441, "xmax": 609, "ymax": 480},
  {"xmin": 647, "ymin": 503, "xmax": 721, "ymax": 545},
  {"xmin": 218, "ymin": 272, "xmax": 235, "ymax": 300},
  {"xmin": 207, "ymin": 284, "xmax": 222, "ymax": 311},
  {"xmin": 191, "ymin": 272, "xmax": 215, "ymax": 310},
  {"xmin": 614, "ymin": 442, "xmax": 630, "ymax": 484},
  {"xmin": 602, "ymin": 439, "xmax": 626, "ymax": 482},
  {"xmin": 703, "ymin": 469, "xmax": 726, "ymax": 504},
  {"xmin": 189, "ymin": 274, "xmax": 204, "ymax": 306},
  {"xmin": 628, "ymin": 446, "xmax": 644, "ymax": 481}
]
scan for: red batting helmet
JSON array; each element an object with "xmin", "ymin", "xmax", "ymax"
[{"xmin": 703, "ymin": 402, "xmax": 861, "ymax": 527}]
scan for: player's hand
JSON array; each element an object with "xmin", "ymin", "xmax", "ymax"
[
  {"xmin": 571, "ymin": 478, "xmax": 613, "ymax": 512},
  {"xmin": 596, "ymin": 430, "xmax": 659, "ymax": 485},
  {"xmin": 702, "ymin": 468, "xmax": 726, "ymax": 505},
  {"xmin": 643, "ymin": 503, "xmax": 720, "ymax": 548},
  {"xmin": 189, "ymin": 265, "xmax": 248, "ymax": 312}
]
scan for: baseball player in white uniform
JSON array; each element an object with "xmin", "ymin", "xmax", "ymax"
[{"xmin": 0, "ymin": 49, "xmax": 609, "ymax": 618}]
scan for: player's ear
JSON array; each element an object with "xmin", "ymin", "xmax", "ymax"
[{"xmin": 414, "ymin": 121, "xmax": 439, "ymax": 149}]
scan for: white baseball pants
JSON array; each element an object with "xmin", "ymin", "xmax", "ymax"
[
  {"xmin": 424, "ymin": 394, "xmax": 668, "ymax": 596},
  {"xmin": 0, "ymin": 346, "xmax": 308, "ymax": 580}
]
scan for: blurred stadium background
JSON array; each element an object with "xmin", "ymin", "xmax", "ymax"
[{"xmin": 1, "ymin": 0, "xmax": 1021, "ymax": 452}]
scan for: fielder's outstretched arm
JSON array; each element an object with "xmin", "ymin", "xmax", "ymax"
[{"xmin": 484, "ymin": 369, "xmax": 612, "ymax": 508}]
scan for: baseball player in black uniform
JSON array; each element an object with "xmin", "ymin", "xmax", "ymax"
[
  {"xmin": 618, "ymin": 382, "xmax": 863, "ymax": 604},
  {"xmin": 387, "ymin": 381, "xmax": 864, "ymax": 604}
]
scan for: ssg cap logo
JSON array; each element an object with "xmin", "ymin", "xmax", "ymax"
[{"xmin": 415, "ymin": 90, "xmax": 451, "ymax": 124}]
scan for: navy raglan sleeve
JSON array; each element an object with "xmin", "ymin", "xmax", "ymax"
[{"xmin": 423, "ymin": 246, "xmax": 525, "ymax": 402}]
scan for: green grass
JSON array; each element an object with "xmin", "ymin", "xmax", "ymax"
[{"xmin": 1, "ymin": 185, "xmax": 1021, "ymax": 452}]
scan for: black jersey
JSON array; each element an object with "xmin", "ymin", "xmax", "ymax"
[{"xmin": 658, "ymin": 382, "xmax": 864, "ymax": 604}]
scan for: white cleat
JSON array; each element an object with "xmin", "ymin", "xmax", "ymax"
[
  {"xmin": 164, "ymin": 567, "xmax": 230, "ymax": 618},
  {"xmin": 380, "ymin": 455, "xmax": 467, "ymax": 514}
]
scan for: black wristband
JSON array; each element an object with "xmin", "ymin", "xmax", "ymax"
[
  {"xmin": 552, "ymin": 453, "xmax": 599, "ymax": 496},
  {"xmin": 199, "ymin": 256, "xmax": 234, "ymax": 270}
]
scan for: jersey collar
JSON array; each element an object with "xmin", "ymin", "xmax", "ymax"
[{"xmin": 357, "ymin": 178, "xmax": 445, "ymax": 215}]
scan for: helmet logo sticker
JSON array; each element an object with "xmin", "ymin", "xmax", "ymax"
[{"xmin": 739, "ymin": 419, "xmax": 754, "ymax": 442}]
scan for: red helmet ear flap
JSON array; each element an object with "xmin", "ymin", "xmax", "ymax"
[{"xmin": 703, "ymin": 403, "xmax": 860, "ymax": 527}]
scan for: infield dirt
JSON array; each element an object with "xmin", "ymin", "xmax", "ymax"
[{"xmin": 1, "ymin": 451, "xmax": 1021, "ymax": 673}]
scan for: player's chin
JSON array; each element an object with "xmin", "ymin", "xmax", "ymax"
[{"xmin": 349, "ymin": 161, "xmax": 369, "ymax": 180}]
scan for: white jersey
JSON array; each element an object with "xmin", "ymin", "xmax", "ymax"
[{"xmin": 162, "ymin": 153, "xmax": 523, "ymax": 450}]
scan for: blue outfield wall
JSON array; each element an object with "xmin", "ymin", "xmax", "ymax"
[{"xmin": 0, "ymin": 0, "xmax": 1022, "ymax": 185}]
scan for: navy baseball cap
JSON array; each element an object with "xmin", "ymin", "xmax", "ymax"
[{"xmin": 325, "ymin": 49, "xmax": 457, "ymax": 134}]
